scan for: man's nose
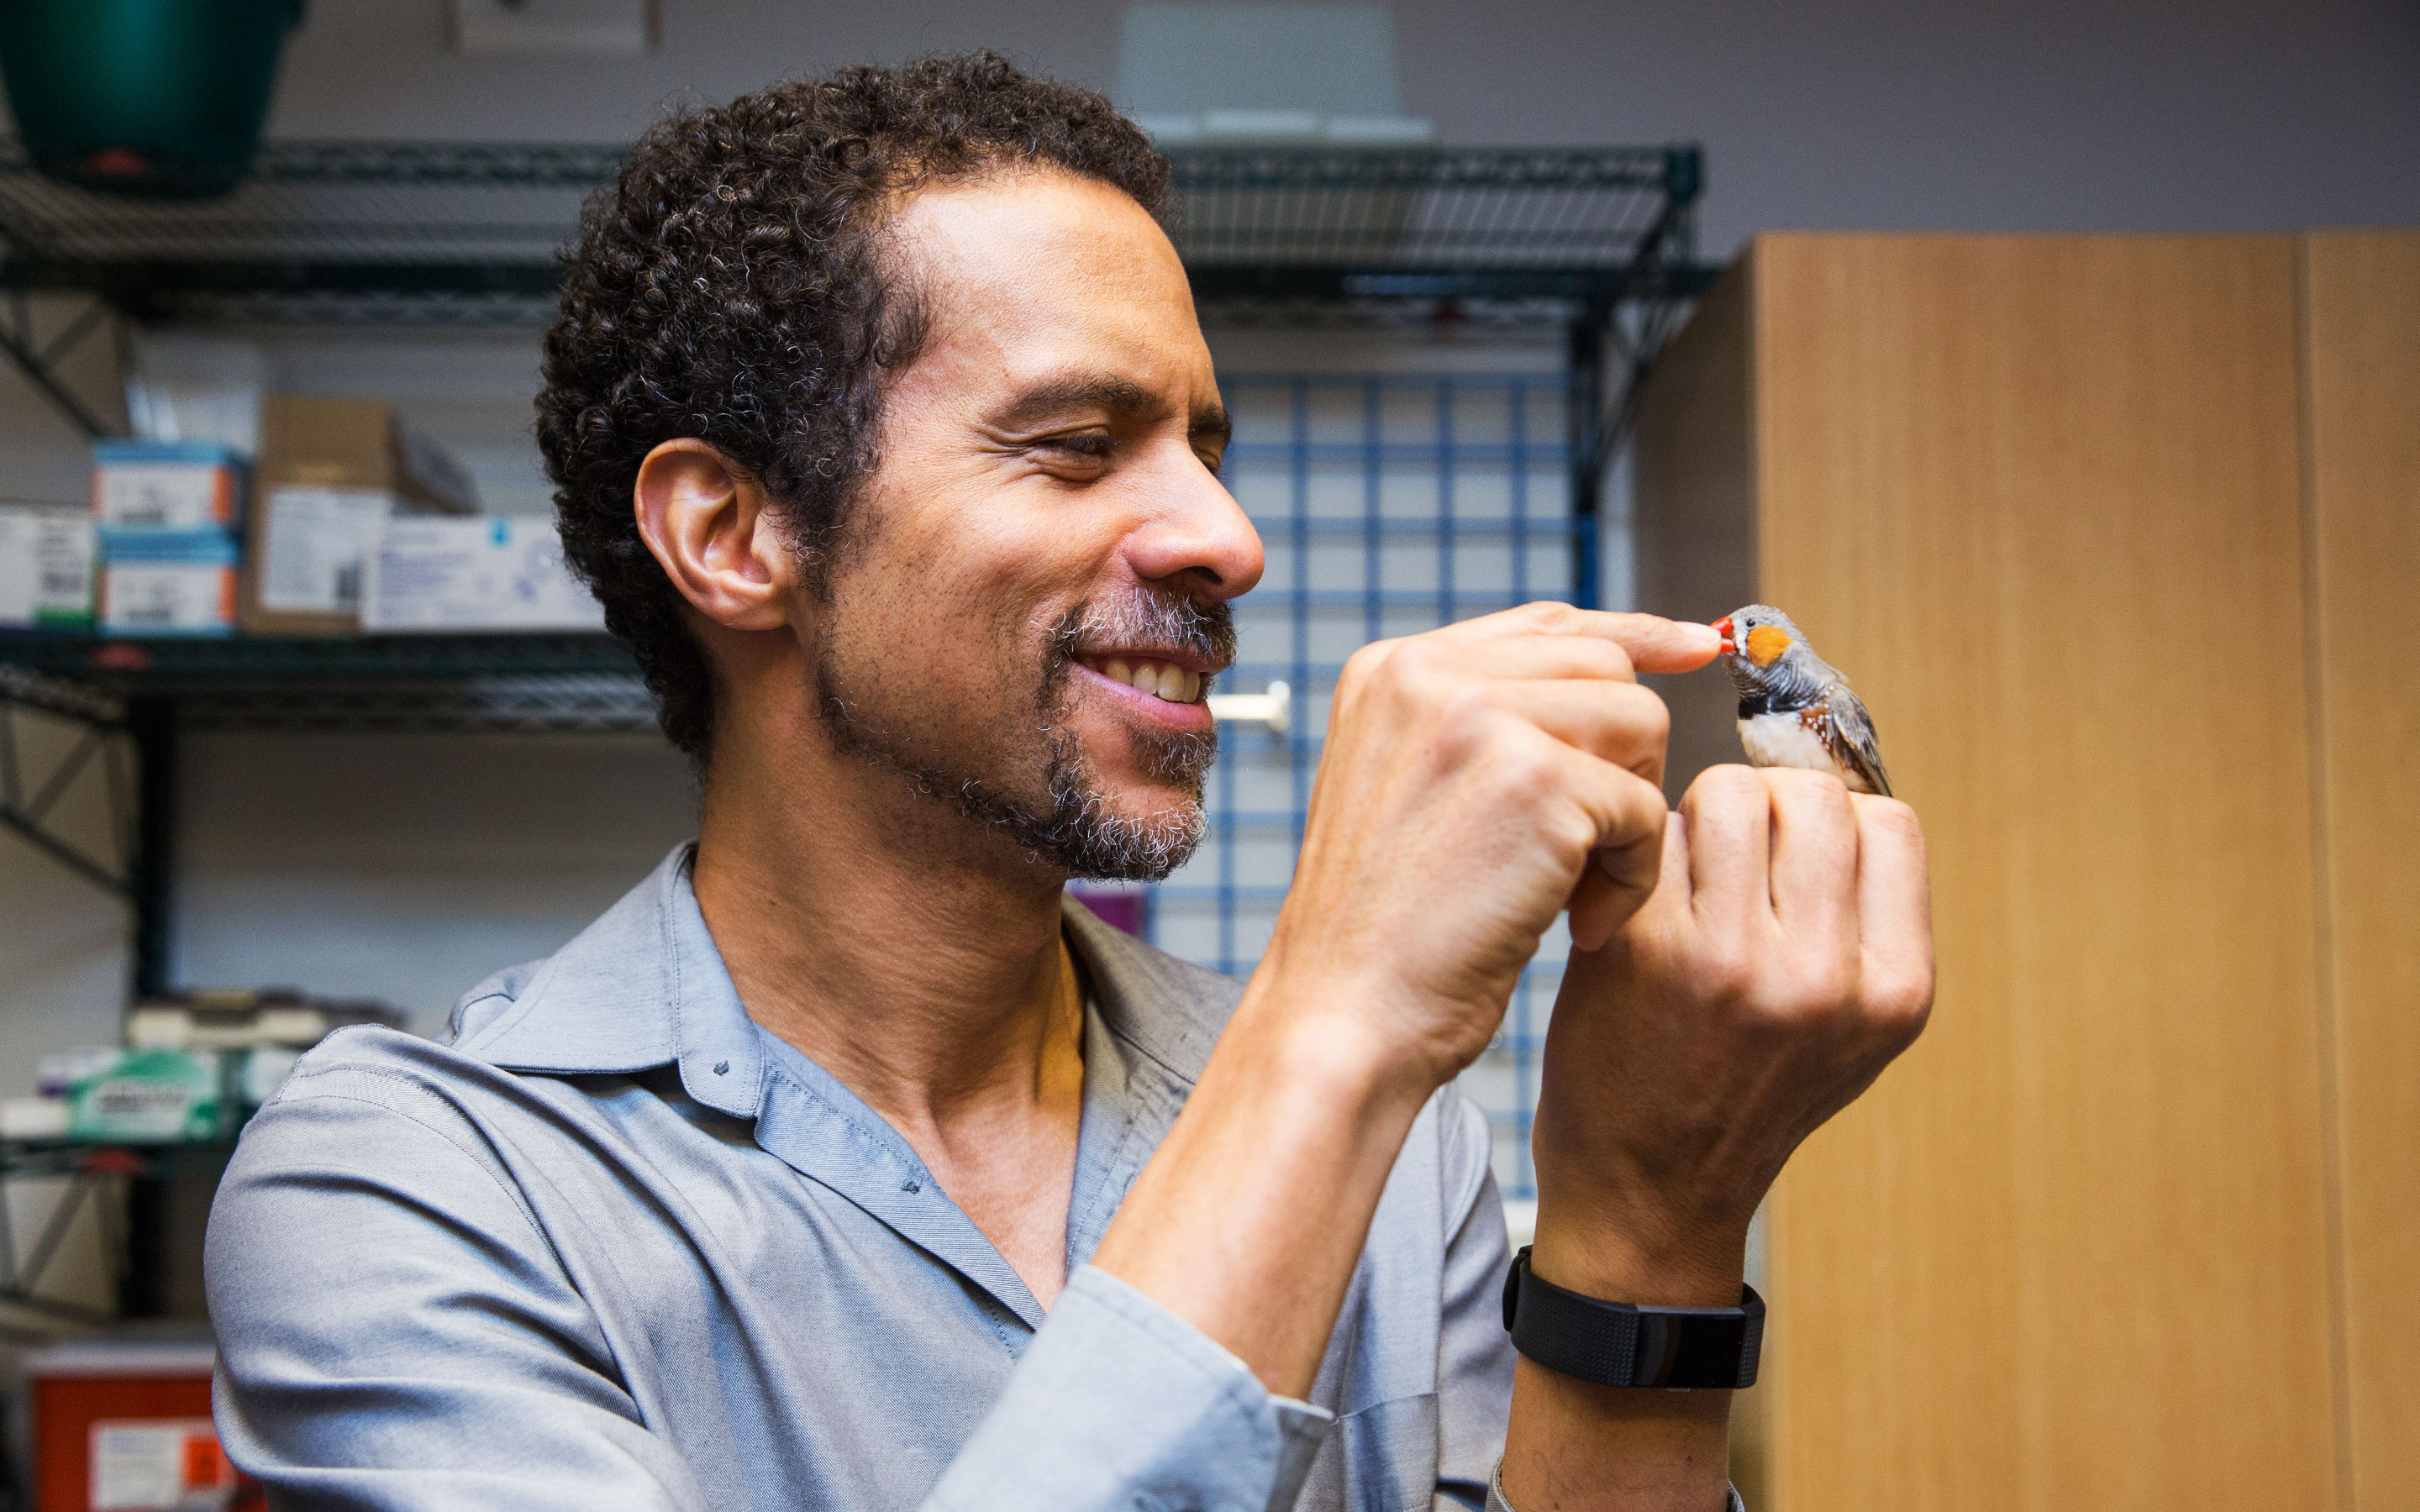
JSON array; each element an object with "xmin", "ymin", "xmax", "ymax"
[{"xmin": 1121, "ymin": 447, "xmax": 1265, "ymax": 601}]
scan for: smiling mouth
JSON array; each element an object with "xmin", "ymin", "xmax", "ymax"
[{"xmin": 1075, "ymin": 654, "xmax": 1209, "ymax": 705}]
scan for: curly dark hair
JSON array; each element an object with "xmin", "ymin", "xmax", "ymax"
[{"xmin": 536, "ymin": 54, "xmax": 1171, "ymax": 760}]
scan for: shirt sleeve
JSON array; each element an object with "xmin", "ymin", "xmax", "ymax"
[
  {"xmin": 922, "ymin": 1265, "xmax": 1333, "ymax": 1512},
  {"xmin": 207, "ymin": 1078, "xmax": 714, "ymax": 1511},
  {"xmin": 1434, "ymin": 1092, "xmax": 1519, "ymax": 1507}
]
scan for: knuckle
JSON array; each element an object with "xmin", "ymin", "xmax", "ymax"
[
  {"xmin": 1435, "ymin": 680, "xmax": 1497, "ymax": 731},
  {"xmin": 1544, "ymin": 804, "xmax": 1601, "ymax": 859},
  {"xmin": 1694, "ymin": 941, "xmax": 1756, "ymax": 1002},
  {"xmin": 1768, "ymin": 764, "xmax": 1849, "ymax": 806},
  {"xmin": 1750, "ymin": 958, "xmax": 1860, "ymax": 1028},
  {"xmin": 1808, "ymin": 959, "xmax": 1860, "ymax": 1011},
  {"xmin": 1625, "ymin": 685, "xmax": 1672, "ymax": 745},
  {"xmin": 1687, "ymin": 762, "xmax": 1764, "ymax": 812},
  {"xmin": 1860, "ymin": 795, "xmax": 1926, "ymax": 844},
  {"xmin": 1376, "ymin": 642, "xmax": 1449, "ymax": 707},
  {"xmin": 1877, "ymin": 963, "xmax": 1939, "ymax": 1024},
  {"xmin": 1492, "ymin": 739, "xmax": 1560, "ymax": 795},
  {"xmin": 1336, "ymin": 640, "xmax": 1393, "ymax": 697},
  {"xmin": 1518, "ymin": 599, "xmax": 1576, "ymax": 633}
]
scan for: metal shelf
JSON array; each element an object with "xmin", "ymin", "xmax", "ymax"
[
  {"xmin": 0, "ymin": 631, "xmax": 653, "ymax": 734},
  {"xmin": 0, "ymin": 138, "xmax": 1706, "ymax": 323},
  {"xmin": 0, "ymin": 632, "xmax": 663, "ymax": 1013},
  {"xmin": 0, "ymin": 628, "xmax": 629, "ymax": 678}
]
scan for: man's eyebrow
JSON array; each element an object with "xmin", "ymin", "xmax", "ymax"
[
  {"xmin": 986, "ymin": 374, "xmax": 1233, "ymax": 447},
  {"xmin": 988, "ymin": 375, "xmax": 1164, "ymax": 432}
]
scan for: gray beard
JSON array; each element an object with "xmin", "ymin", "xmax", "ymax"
[{"xmin": 811, "ymin": 596, "xmax": 1226, "ymax": 882}]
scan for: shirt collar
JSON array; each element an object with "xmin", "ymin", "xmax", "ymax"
[
  {"xmin": 448, "ymin": 843, "xmax": 1249, "ymax": 1330},
  {"xmin": 449, "ymin": 843, "xmax": 765, "ymax": 1119},
  {"xmin": 446, "ymin": 843, "xmax": 1245, "ymax": 1124}
]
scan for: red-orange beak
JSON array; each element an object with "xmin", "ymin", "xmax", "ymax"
[{"xmin": 1713, "ymin": 616, "xmax": 1735, "ymax": 654}]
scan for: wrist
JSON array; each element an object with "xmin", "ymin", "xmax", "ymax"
[
  {"xmin": 1528, "ymin": 1199, "xmax": 1749, "ymax": 1308},
  {"xmin": 1232, "ymin": 958, "xmax": 1456, "ymax": 1110}
]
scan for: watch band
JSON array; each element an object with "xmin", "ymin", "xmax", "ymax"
[{"xmin": 1500, "ymin": 1246, "xmax": 1765, "ymax": 1389}]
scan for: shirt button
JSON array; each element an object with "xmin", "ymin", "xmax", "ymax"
[
  {"xmin": 713, "ymin": 1060, "xmax": 729, "ymax": 1075},
  {"xmin": 902, "ymin": 1179, "xmax": 921, "ymax": 1194}
]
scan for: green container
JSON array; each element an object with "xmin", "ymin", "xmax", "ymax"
[
  {"xmin": 0, "ymin": 0, "xmax": 304, "ymax": 199},
  {"xmin": 66, "ymin": 1048, "xmax": 226, "ymax": 1142}
]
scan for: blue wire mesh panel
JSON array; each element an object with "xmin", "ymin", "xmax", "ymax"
[{"xmin": 1147, "ymin": 371, "xmax": 1576, "ymax": 1201}]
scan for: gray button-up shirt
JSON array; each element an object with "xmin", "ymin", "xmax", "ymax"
[{"xmin": 208, "ymin": 845, "xmax": 1528, "ymax": 1510}]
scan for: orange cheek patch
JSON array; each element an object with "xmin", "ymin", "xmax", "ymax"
[{"xmin": 1744, "ymin": 625, "xmax": 1792, "ymax": 668}]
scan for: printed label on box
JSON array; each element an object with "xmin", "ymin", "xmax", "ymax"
[
  {"xmin": 365, "ymin": 517, "xmax": 605, "ymax": 632},
  {"xmin": 260, "ymin": 486, "xmax": 394, "ymax": 613},
  {"xmin": 103, "ymin": 562, "xmax": 236, "ymax": 634},
  {"xmin": 90, "ymin": 1418, "xmax": 235, "ymax": 1510},
  {"xmin": 94, "ymin": 463, "xmax": 234, "ymax": 530},
  {"xmin": 0, "ymin": 508, "xmax": 95, "ymax": 627}
]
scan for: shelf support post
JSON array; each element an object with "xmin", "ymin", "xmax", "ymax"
[
  {"xmin": 127, "ymin": 696, "xmax": 177, "ymax": 1000},
  {"xmin": 1567, "ymin": 304, "xmax": 1610, "ymax": 611}
]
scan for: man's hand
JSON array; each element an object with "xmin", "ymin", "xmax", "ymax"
[
  {"xmin": 1502, "ymin": 765, "xmax": 1933, "ymax": 1512},
  {"xmin": 1260, "ymin": 603, "xmax": 1723, "ymax": 1092},
  {"xmin": 1530, "ymin": 765, "xmax": 1934, "ymax": 1303}
]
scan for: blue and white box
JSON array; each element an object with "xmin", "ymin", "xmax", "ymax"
[
  {"xmin": 99, "ymin": 531, "xmax": 239, "ymax": 637},
  {"xmin": 92, "ymin": 439, "xmax": 248, "ymax": 533}
]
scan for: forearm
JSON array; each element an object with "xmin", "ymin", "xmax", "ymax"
[
  {"xmin": 1499, "ymin": 1213, "xmax": 1746, "ymax": 1511},
  {"xmin": 1088, "ymin": 980, "xmax": 1437, "ymax": 1397}
]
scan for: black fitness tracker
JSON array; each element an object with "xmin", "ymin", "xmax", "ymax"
[{"xmin": 1501, "ymin": 1245, "xmax": 1765, "ymax": 1389}]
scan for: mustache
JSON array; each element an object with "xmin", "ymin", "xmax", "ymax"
[{"xmin": 1043, "ymin": 590, "xmax": 1236, "ymax": 677}]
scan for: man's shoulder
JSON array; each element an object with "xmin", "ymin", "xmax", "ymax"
[{"xmin": 255, "ymin": 1022, "xmax": 560, "ymax": 1138}]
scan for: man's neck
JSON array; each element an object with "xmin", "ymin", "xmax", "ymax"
[
  {"xmin": 692, "ymin": 749, "xmax": 1076, "ymax": 1131},
  {"xmin": 687, "ymin": 648, "xmax": 1088, "ymax": 1306}
]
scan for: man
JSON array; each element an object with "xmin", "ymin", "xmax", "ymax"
[{"xmin": 207, "ymin": 55, "xmax": 1932, "ymax": 1512}]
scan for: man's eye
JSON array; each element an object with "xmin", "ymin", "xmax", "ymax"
[{"xmin": 1041, "ymin": 434, "xmax": 1114, "ymax": 460}]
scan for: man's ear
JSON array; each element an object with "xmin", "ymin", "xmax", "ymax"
[{"xmin": 633, "ymin": 439, "xmax": 792, "ymax": 631}]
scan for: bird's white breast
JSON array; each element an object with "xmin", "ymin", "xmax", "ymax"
[{"xmin": 1737, "ymin": 711, "xmax": 1849, "ymax": 781}]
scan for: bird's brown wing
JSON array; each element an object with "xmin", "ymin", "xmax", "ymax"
[{"xmin": 1822, "ymin": 685, "xmax": 1893, "ymax": 798}]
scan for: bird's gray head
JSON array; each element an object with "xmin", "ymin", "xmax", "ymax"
[{"xmin": 1715, "ymin": 604, "xmax": 1815, "ymax": 698}]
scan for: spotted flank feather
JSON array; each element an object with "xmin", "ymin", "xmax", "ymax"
[{"xmin": 1818, "ymin": 686, "xmax": 1891, "ymax": 798}]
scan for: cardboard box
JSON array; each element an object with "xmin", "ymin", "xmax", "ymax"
[
  {"xmin": 241, "ymin": 396, "xmax": 477, "ymax": 635},
  {"xmin": 91, "ymin": 440, "xmax": 245, "ymax": 532},
  {"xmin": 363, "ymin": 516, "xmax": 605, "ymax": 633},
  {"xmin": 0, "ymin": 501, "xmax": 97, "ymax": 629},
  {"xmin": 99, "ymin": 531, "xmax": 239, "ymax": 637}
]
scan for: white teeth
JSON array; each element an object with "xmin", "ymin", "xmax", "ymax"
[{"xmin": 1089, "ymin": 656, "xmax": 1202, "ymax": 703}]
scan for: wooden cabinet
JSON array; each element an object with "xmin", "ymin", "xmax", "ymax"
[
  {"xmin": 2302, "ymin": 231, "xmax": 2420, "ymax": 1512},
  {"xmin": 1634, "ymin": 231, "xmax": 2419, "ymax": 1510}
]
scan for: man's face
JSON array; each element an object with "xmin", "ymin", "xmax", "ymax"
[{"xmin": 802, "ymin": 168, "xmax": 1263, "ymax": 880}]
